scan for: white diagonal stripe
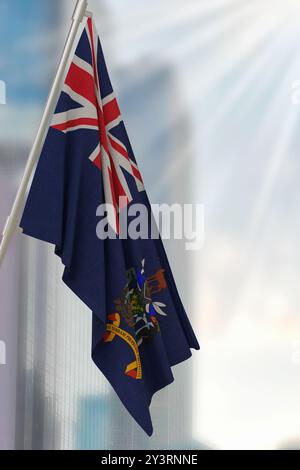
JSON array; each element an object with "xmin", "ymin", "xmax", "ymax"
[
  {"xmin": 62, "ymin": 83, "xmax": 96, "ymax": 111},
  {"xmin": 73, "ymin": 54, "xmax": 94, "ymax": 77},
  {"xmin": 106, "ymin": 116, "xmax": 122, "ymax": 131},
  {"xmin": 89, "ymin": 143, "xmax": 101, "ymax": 162},
  {"xmin": 51, "ymin": 105, "xmax": 97, "ymax": 126}
]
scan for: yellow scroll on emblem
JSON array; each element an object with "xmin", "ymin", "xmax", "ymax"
[{"xmin": 104, "ymin": 313, "xmax": 142, "ymax": 380}]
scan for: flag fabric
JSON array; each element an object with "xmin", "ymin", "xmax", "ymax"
[{"xmin": 20, "ymin": 17, "xmax": 200, "ymax": 436}]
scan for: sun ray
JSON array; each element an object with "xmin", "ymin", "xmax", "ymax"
[{"xmin": 150, "ymin": 7, "xmax": 300, "ymax": 196}]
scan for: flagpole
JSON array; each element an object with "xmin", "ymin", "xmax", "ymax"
[{"xmin": 0, "ymin": 0, "xmax": 89, "ymax": 268}]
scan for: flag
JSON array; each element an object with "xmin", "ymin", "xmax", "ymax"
[{"xmin": 20, "ymin": 17, "xmax": 200, "ymax": 436}]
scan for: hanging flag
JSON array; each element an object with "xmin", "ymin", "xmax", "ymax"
[{"xmin": 20, "ymin": 17, "xmax": 200, "ymax": 436}]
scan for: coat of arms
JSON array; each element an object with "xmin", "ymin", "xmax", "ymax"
[{"xmin": 103, "ymin": 259, "xmax": 168, "ymax": 379}]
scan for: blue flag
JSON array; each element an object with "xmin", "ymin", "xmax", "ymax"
[{"xmin": 20, "ymin": 17, "xmax": 199, "ymax": 436}]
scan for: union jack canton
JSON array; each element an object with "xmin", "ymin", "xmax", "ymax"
[{"xmin": 51, "ymin": 18, "xmax": 144, "ymax": 233}]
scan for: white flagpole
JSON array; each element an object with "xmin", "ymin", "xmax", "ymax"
[{"xmin": 0, "ymin": 0, "xmax": 89, "ymax": 268}]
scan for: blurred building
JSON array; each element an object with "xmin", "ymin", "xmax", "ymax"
[{"xmin": 0, "ymin": 0, "xmax": 60, "ymax": 450}]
